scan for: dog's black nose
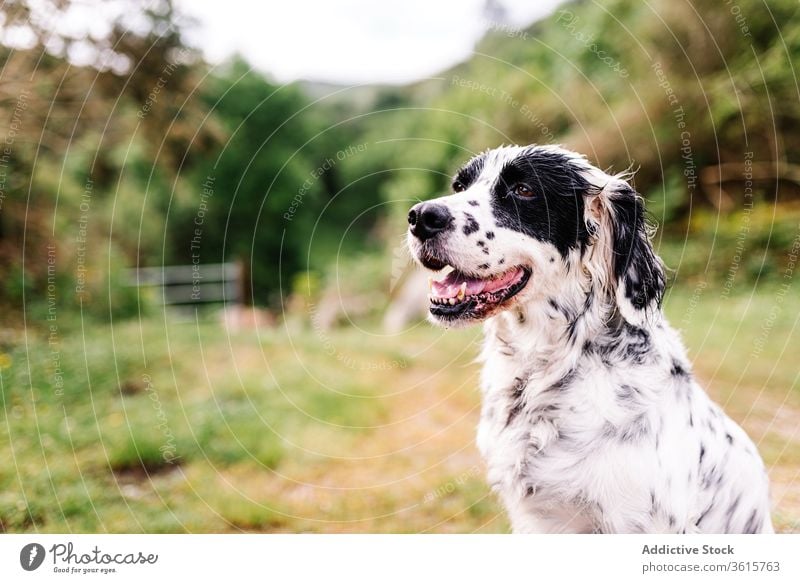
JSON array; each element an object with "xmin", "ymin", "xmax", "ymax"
[{"xmin": 408, "ymin": 202, "xmax": 453, "ymax": 241}]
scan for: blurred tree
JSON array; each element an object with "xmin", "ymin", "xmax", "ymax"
[
  {"xmin": 0, "ymin": 0, "xmax": 221, "ymax": 319},
  {"xmin": 170, "ymin": 59, "xmax": 378, "ymax": 305}
]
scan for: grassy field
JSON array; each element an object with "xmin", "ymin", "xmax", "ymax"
[{"xmin": 1, "ymin": 284, "xmax": 798, "ymax": 533}]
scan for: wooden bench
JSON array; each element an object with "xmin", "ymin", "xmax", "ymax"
[{"xmin": 125, "ymin": 261, "xmax": 244, "ymax": 306}]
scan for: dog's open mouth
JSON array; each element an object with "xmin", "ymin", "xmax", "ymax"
[{"xmin": 427, "ymin": 265, "xmax": 531, "ymax": 320}]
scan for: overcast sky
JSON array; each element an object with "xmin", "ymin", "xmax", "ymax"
[{"xmin": 174, "ymin": 0, "xmax": 565, "ymax": 85}]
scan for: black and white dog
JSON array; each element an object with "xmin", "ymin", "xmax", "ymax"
[{"xmin": 407, "ymin": 144, "xmax": 773, "ymax": 533}]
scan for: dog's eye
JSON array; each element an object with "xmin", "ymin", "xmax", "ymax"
[
  {"xmin": 452, "ymin": 180, "xmax": 466, "ymax": 193},
  {"xmin": 514, "ymin": 183, "xmax": 534, "ymax": 197}
]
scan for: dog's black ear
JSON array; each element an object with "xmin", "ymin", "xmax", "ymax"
[
  {"xmin": 608, "ymin": 182, "xmax": 665, "ymax": 322},
  {"xmin": 587, "ymin": 179, "xmax": 665, "ymax": 323}
]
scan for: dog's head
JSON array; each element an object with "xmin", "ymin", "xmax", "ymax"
[{"xmin": 406, "ymin": 144, "xmax": 665, "ymax": 327}]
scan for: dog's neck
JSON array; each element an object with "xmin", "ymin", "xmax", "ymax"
[{"xmin": 481, "ymin": 269, "xmax": 656, "ymax": 387}]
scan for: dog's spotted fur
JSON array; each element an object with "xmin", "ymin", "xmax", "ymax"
[{"xmin": 407, "ymin": 144, "xmax": 773, "ymax": 533}]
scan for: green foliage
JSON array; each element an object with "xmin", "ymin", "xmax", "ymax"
[
  {"xmin": 171, "ymin": 61, "xmax": 315, "ymax": 303},
  {"xmin": 3, "ymin": 0, "xmax": 800, "ymax": 318},
  {"xmin": 166, "ymin": 59, "xmax": 380, "ymax": 304},
  {"xmin": 344, "ymin": 0, "xmax": 800, "ymax": 286},
  {"xmin": 658, "ymin": 203, "xmax": 800, "ymax": 286}
]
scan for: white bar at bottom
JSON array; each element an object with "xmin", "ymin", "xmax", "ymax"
[{"xmin": 1, "ymin": 534, "xmax": 798, "ymax": 582}]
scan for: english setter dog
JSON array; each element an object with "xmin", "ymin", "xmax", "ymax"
[{"xmin": 406, "ymin": 144, "xmax": 773, "ymax": 534}]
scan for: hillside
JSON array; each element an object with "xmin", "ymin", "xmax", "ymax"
[{"xmin": 335, "ymin": 0, "xmax": 800, "ymax": 290}]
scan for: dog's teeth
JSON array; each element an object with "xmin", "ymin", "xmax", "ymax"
[
  {"xmin": 457, "ymin": 282, "xmax": 466, "ymax": 301},
  {"xmin": 449, "ymin": 298, "xmax": 455, "ymax": 305},
  {"xmin": 428, "ymin": 277, "xmax": 433, "ymax": 292}
]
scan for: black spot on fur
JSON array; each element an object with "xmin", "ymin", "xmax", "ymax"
[
  {"xmin": 498, "ymin": 257, "xmax": 505, "ymax": 265},
  {"xmin": 505, "ymin": 406, "xmax": 522, "ymax": 429},
  {"xmin": 583, "ymin": 288, "xmax": 594, "ymax": 310},
  {"xmin": 530, "ymin": 404, "xmax": 559, "ymax": 426},
  {"xmin": 468, "ymin": 200, "xmax": 479, "ymax": 206},
  {"xmin": 453, "ymin": 155, "xmax": 485, "ymax": 190},
  {"xmin": 701, "ymin": 464, "xmax": 721, "ymax": 490},
  {"xmin": 476, "ymin": 240, "xmax": 485, "ymax": 247},
  {"xmin": 565, "ymin": 292, "xmax": 593, "ymax": 344},
  {"xmin": 478, "ymin": 263, "xmax": 490, "ymax": 270},
  {"xmin": 488, "ymin": 148, "xmax": 592, "ymax": 258},
  {"xmin": 619, "ymin": 413, "xmax": 650, "ymax": 442},
  {"xmin": 496, "ymin": 335, "xmax": 516, "ymax": 357},
  {"xmin": 671, "ymin": 359, "xmax": 690, "ymax": 378},
  {"xmin": 485, "ymin": 231, "xmax": 495, "ymax": 240},
  {"xmin": 725, "ymin": 433, "xmax": 734, "ymax": 444},
  {"xmin": 615, "ymin": 384, "xmax": 642, "ymax": 404},
  {"xmin": 622, "ymin": 324, "xmax": 651, "ymax": 363},
  {"xmin": 699, "ymin": 444, "xmax": 706, "ymax": 465},
  {"xmin": 462, "ymin": 213, "xmax": 480, "ymax": 236},
  {"xmin": 504, "ymin": 377, "xmax": 526, "ymax": 427},
  {"xmin": 548, "ymin": 298, "xmax": 572, "ymax": 321},
  {"xmin": 482, "ymin": 247, "xmax": 490, "ymax": 255},
  {"xmin": 743, "ymin": 509, "xmax": 760, "ymax": 534},
  {"xmin": 628, "ymin": 521, "xmax": 648, "ymax": 534},
  {"xmin": 542, "ymin": 369, "xmax": 577, "ymax": 394},
  {"xmin": 696, "ymin": 503, "xmax": 714, "ymax": 527},
  {"xmin": 593, "ymin": 318, "xmax": 653, "ymax": 365},
  {"xmin": 725, "ymin": 494, "xmax": 741, "ymax": 531}
]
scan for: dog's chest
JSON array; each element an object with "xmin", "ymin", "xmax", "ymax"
[{"xmin": 475, "ymin": 350, "xmax": 646, "ymax": 506}]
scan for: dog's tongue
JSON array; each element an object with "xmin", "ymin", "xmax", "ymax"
[{"xmin": 431, "ymin": 268, "xmax": 523, "ymax": 299}]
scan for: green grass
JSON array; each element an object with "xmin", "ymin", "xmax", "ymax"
[
  {"xmin": 664, "ymin": 284, "xmax": 800, "ymax": 395},
  {"xmin": 0, "ymin": 284, "xmax": 798, "ymax": 533}
]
